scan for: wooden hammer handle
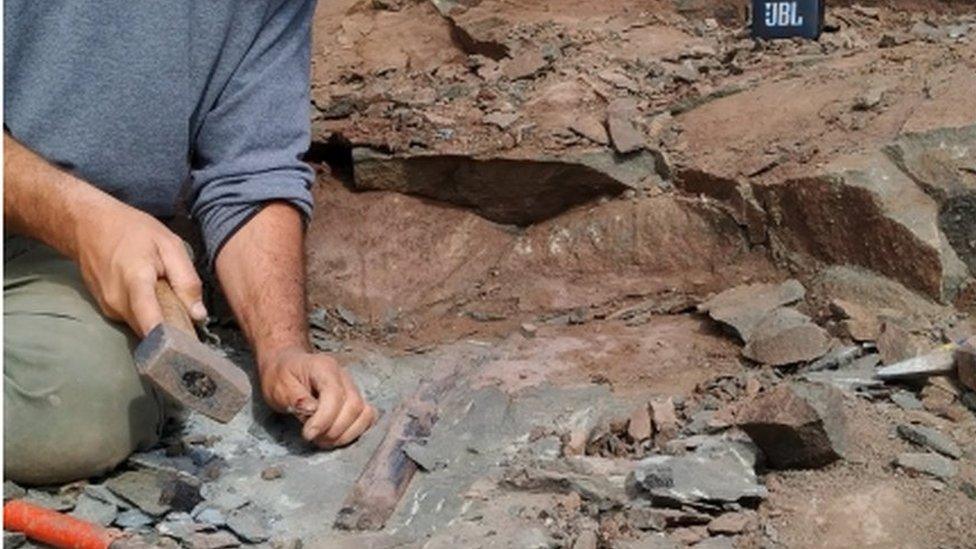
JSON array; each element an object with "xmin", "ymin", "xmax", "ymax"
[{"xmin": 154, "ymin": 279, "xmax": 196, "ymax": 336}]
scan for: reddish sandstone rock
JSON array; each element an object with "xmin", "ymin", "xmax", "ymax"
[
  {"xmin": 736, "ymin": 383, "xmax": 848, "ymax": 469},
  {"xmin": 650, "ymin": 397, "xmax": 680, "ymax": 446},
  {"xmin": 830, "ymin": 298, "xmax": 882, "ymax": 342},
  {"xmin": 876, "ymin": 321, "xmax": 923, "ymax": 365},
  {"xmin": 627, "ymin": 403, "xmax": 653, "ymax": 443},
  {"xmin": 755, "ymin": 151, "xmax": 969, "ymax": 303}
]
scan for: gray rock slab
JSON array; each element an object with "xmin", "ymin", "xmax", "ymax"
[
  {"xmin": 685, "ymin": 410, "xmax": 720, "ymax": 435},
  {"xmin": 891, "ymin": 390, "xmax": 924, "ymax": 410},
  {"xmin": 4, "ymin": 481, "xmax": 26, "ymax": 502},
  {"xmin": 616, "ymin": 533, "xmax": 680, "ymax": 549},
  {"xmin": 699, "ymin": 280, "xmax": 806, "ymax": 342},
  {"xmin": 115, "ymin": 508, "xmax": 155, "ymax": 529},
  {"xmin": 742, "ymin": 308, "xmax": 833, "ymax": 366},
  {"xmin": 802, "ymin": 353, "xmax": 883, "ymax": 392},
  {"xmin": 895, "ymin": 452, "xmax": 958, "ymax": 480},
  {"xmin": 193, "ymin": 506, "xmax": 228, "ymax": 527},
  {"xmin": 503, "ymin": 456, "xmax": 635, "ymax": 508},
  {"xmin": 403, "ymin": 441, "xmax": 447, "ymax": 472},
  {"xmin": 128, "ymin": 449, "xmax": 201, "ymax": 479},
  {"xmin": 166, "ymin": 340, "xmax": 628, "ymax": 545},
  {"xmin": 200, "ymin": 488, "xmax": 249, "ymax": 513},
  {"xmin": 226, "ymin": 505, "xmax": 271, "ymax": 543},
  {"xmin": 156, "ymin": 514, "xmax": 210, "ymax": 545},
  {"xmin": 804, "ymin": 345, "xmax": 864, "ymax": 373},
  {"xmin": 693, "ymin": 435, "xmax": 761, "ymax": 468},
  {"xmin": 3, "ymin": 532, "xmax": 27, "ymax": 548},
  {"xmin": 896, "ymin": 424, "xmax": 962, "ymax": 459},
  {"xmin": 694, "ymin": 537, "xmax": 736, "ymax": 549},
  {"xmin": 70, "ymin": 493, "xmax": 118, "ymax": 526},
  {"xmin": 629, "ymin": 441, "xmax": 766, "ymax": 508},
  {"xmin": 187, "ymin": 530, "xmax": 241, "ymax": 549},
  {"xmin": 106, "ymin": 470, "xmax": 170, "ymax": 517},
  {"xmin": 24, "ymin": 489, "xmax": 75, "ymax": 512},
  {"xmin": 389, "ymin": 382, "xmax": 619, "ymax": 537}
]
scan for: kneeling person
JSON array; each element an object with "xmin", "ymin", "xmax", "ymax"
[{"xmin": 3, "ymin": 1, "xmax": 376, "ymax": 485}]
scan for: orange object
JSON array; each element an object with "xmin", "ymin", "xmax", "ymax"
[{"xmin": 3, "ymin": 499, "xmax": 121, "ymax": 549}]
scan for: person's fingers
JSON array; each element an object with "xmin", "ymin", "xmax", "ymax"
[
  {"xmin": 126, "ymin": 265, "xmax": 164, "ymax": 337},
  {"xmin": 291, "ymin": 396, "xmax": 319, "ymax": 423},
  {"xmin": 325, "ymin": 405, "xmax": 378, "ymax": 448},
  {"xmin": 301, "ymin": 368, "xmax": 346, "ymax": 441},
  {"xmin": 157, "ymin": 237, "xmax": 207, "ymax": 321},
  {"xmin": 318, "ymin": 367, "xmax": 372, "ymax": 443},
  {"xmin": 269, "ymin": 372, "xmax": 317, "ymax": 416},
  {"xmin": 320, "ymin": 386, "xmax": 365, "ymax": 443}
]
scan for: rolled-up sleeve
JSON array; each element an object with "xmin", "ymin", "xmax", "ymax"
[{"xmin": 189, "ymin": 0, "xmax": 315, "ymax": 267}]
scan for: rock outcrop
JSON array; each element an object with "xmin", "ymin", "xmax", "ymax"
[{"xmin": 757, "ymin": 150, "xmax": 970, "ymax": 303}]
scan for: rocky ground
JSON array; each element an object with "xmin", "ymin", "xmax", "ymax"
[{"xmin": 6, "ymin": 1, "xmax": 976, "ymax": 548}]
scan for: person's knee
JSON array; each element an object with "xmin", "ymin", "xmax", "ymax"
[{"xmin": 4, "ymin": 313, "xmax": 163, "ymax": 486}]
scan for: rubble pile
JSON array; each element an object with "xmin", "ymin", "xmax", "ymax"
[{"xmin": 3, "ymin": 441, "xmax": 295, "ymax": 549}]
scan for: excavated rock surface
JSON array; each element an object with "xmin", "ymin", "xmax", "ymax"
[{"xmin": 309, "ymin": 0, "xmax": 976, "ymax": 319}]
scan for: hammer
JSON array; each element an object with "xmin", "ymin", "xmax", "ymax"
[{"xmin": 133, "ymin": 280, "xmax": 251, "ymax": 423}]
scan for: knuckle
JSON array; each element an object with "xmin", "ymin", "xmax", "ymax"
[
  {"xmin": 125, "ymin": 265, "xmax": 157, "ymax": 286},
  {"xmin": 347, "ymin": 395, "xmax": 365, "ymax": 415},
  {"xmin": 101, "ymin": 304, "xmax": 124, "ymax": 321},
  {"xmin": 157, "ymin": 235, "xmax": 184, "ymax": 258},
  {"xmin": 155, "ymin": 229, "xmax": 180, "ymax": 247},
  {"xmin": 173, "ymin": 277, "xmax": 202, "ymax": 295},
  {"xmin": 319, "ymin": 355, "xmax": 340, "ymax": 370},
  {"xmin": 103, "ymin": 290, "xmax": 128, "ymax": 314}
]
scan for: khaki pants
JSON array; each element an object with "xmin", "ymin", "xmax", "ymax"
[{"xmin": 4, "ymin": 239, "xmax": 164, "ymax": 485}]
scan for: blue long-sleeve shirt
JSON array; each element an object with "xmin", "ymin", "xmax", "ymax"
[{"xmin": 4, "ymin": 0, "xmax": 316, "ymax": 266}]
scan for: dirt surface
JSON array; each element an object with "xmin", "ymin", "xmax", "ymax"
[{"xmin": 7, "ymin": 2, "xmax": 976, "ymax": 549}]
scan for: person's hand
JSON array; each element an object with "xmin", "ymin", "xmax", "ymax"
[
  {"xmin": 260, "ymin": 346, "xmax": 377, "ymax": 448},
  {"xmin": 74, "ymin": 200, "xmax": 207, "ymax": 336}
]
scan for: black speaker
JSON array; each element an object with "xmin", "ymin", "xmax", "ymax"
[{"xmin": 752, "ymin": 0, "xmax": 826, "ymax": 40}]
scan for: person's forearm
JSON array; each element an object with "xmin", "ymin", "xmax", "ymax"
[
  {"xmin": 214, "ymin": 202, "xmax": 310, "ymax": 370},
  {"xmin": 4, "ymin": 134, "xmax": 207, "ymax": 334},
  {"xmin": 3, "ymin": 134, "xmax": 117, "ymax": 259}
]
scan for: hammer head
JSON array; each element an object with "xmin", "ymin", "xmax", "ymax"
[{"xmin": 134, "ymin": 323, "xmax": 251, "ymax": 423}]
